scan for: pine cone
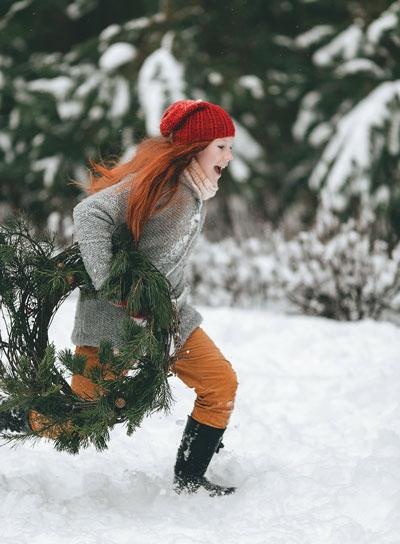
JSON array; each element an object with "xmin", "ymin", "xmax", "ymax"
[{"xmin": 115, "ymin": 398, "xmax": 126, "ymax": 409}]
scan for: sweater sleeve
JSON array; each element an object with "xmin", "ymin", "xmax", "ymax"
[{"xmin": 73, "ymin": 183, "xmax": 129, "ymax": 290}]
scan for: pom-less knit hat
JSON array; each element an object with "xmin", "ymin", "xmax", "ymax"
[{"xmin": 160, "ymin": 99, "xmax": 235, "ymax": 144}]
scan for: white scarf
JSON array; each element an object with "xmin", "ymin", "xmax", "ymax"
[{"xmin": 181, "ymin": 158, "xmax": 218, "ymax": 200}]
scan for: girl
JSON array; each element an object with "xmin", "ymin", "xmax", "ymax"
[{"xmin": 59, "ymin": 100, "xmax": 238, "ymax": 496}]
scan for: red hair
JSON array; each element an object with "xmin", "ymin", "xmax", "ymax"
[{"xmin": 82, "ymin": 137, "xmax": 209, "ymax": 241}]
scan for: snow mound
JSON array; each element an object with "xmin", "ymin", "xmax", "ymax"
[{"xmin": 1, "ymin": 297, "xmax": 399, "ymax": 543}]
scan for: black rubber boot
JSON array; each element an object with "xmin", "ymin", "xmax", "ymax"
[{"xmin": 174, "ymin": 415, "xmax": 236, "ymax": 497}]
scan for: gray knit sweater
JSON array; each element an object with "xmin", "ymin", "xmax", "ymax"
[{"xmin": 71, "ymin": 174, "xmax": 206, "ymax": 350}]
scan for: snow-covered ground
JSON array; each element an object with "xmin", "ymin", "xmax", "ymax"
[{"xmin": 1, "ymin": 294, "xmax": 399, "ymax": 544}]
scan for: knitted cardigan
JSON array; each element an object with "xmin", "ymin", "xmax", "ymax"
[{"xmin": 71, "ymin": 174, "xmax": 206, "ymax": 350}]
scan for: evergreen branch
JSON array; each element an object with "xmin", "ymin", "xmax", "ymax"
[{"xmin": 0, "ymin": 218, "xmax": 179, "ymax": 454}]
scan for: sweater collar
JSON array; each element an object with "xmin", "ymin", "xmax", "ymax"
[{"xmin": 181, "ymin": 158, "xmax": 218, "ymax": 201}]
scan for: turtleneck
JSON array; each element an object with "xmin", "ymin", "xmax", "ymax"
[{"xmin": 181, "ymin": 157, "xmax": 218, "ymax": 201}]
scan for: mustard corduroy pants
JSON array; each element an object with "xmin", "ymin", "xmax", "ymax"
[
  {"xmin": 72, "ymin": 327, "xmax": 238, "ymax": 429},
  {"xmin": 30, "ymin": 327, "xmax": 238, "ymax": 435}
]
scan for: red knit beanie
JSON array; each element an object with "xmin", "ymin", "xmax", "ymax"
[{"xmin": 159, "ymin": 99, "xmax": 235, "ymax": 144}]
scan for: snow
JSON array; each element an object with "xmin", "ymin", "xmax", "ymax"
[
  {"xmin": 188, "ymin": 234, "xmax": 274, "ymax": 307},
  {"xmin": 1, "ymin": 296, "xmax": 399, "ymax": 543},
  {"xmin": 367, "ymin": 3, "xmax": 399, "ymax": 45},
  {"xmin": 238, "ymin": 76, "xmax": 265, "ymax": 99},
  {"xmin": 99, "ymin": 24, "xmax": 121, "ymax": 42},
  {"xmin": 308, "ymin": 122, "xmax": 332, "ymax": 147},
  {"xmin": 372, "ymin": 185, "xmax": 390, "ymax": 206},
  {"xmin": 0, "ymin": 0, "xmax": 32, "ymax": 31},
  {"xmin": 229, "ymin": 157, "xmax": 250, "ymax": 182},
  {"xmin": 109, "ymin": 77, "xmax": 130, "ymax": 118},
  {"xmin": 0, "ymin": 134, "xmax": 13, "ymax": 164},
  {"xmin": 334, "ymin": 59, "xmax": 385, "ymax": 79},
  {"xmin": 137, "ymin": 35, "xmax": 185, "ymax": 136},
  {"xmin": 295, "ymin": 25, "xmax": 335, "ymax": 49},
  {"xmin": 32, "ymin": 156, "xmax": 61, "ymax": 188},
  {"xmin": 313, "ymin": 25, "xmax": 363, "ymax": 67},
  {"xmin": 0, "ymin": 132, "xmax": 12, "ymax": 153},
  {"xmin": 207, "ymin": 72, "xmax": 223, "ymax": 85},
  {"xmin": 47, "ymin": 211, "xmax": 61, "ymax": 234},
  {"xmin": 32, "ymin": 134, "xmax": 44, "ymax": 147},
  {"xmin": 65, "ymin": 0, "xmax": 93, "ymax": 20},
  {"xmin": 57, "ymin": 100, "xmax": 83, "ymax": 120},
  {"xmin": 230, "ymin": 121, "xmax": 264, "ymax": 183},
  {"xmin": 0, "ymin": 55, "xmax": 12, "ymax": 69},
  {"xmin": 388, "ymin": 110, "xmax": 400, "ymax": 155},
  {"xmin": 309, "ymin": 81, "xmax": 400, "ymax": 209},
  {"xmin": 46, "ymin": 212, "xmax": 73, "ymax": 238},
  {"xmin": 292, "ymin": 91, "xmax": 320, "ymax": 141},
  {"xmin": 75, "ymin": 74, "xmax": 102, "ymax": 99},
  {"xmin": 99, "ymin": 43, "xmax": 137, "ymax": 73},
  {"xmin": 9, "ymin": 109, "xmax": 20, "ymax": 129},
  {"xmin": 119, "ymin": 127, "xmax": 136, "ymax": 163},
  {"xmin": 88, "ymin": 105, "xmax": 104, "ymax": 121},
  {"xmin": 40, "ymin": 60, "xmax": 132, "ymax": 122},
  {"xmin": 125, "ymin": 14, "xmax": 165, "ymax": 32},
  {"xmin": 27, "ymin": 76, "xmax": 74, "ymax": 100}
]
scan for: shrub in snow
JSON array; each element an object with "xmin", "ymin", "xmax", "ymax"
[
  {"xmin": 274, "ymin": 211, "xmax": 400, "ymax": 320},
  {"xmin": 187, "ymin": 235, "xmax": 275, "ymax": 307}
]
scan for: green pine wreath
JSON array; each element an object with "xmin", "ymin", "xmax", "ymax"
[{"xmin": 0, "ymin": 216, "xmax": 180, "ymax": 454}]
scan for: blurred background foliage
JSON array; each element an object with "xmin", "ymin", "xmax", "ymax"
[{"xmin": 0, "ymin": 0, "xmax": 399, "ymax": 245}]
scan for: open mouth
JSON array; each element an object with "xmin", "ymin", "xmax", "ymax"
[{"xmin": 214, "ymin": 165, "xmax": 222, "ymax": 176}]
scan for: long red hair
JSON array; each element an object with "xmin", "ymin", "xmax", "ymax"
[{"xmin": 82, "ymin": 137, "xmax": 209, "ymax": 241}]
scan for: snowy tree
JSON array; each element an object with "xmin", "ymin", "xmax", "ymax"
[
  {"xmin": 0, "ymin": 0, "xmax": 275, "ymax": 241},
  {"xmin": 0, "ymin": 0, "xmax": 152, "ymax": 240},
  {"xmin": 291, "ymin": 0, "xmax": 400, "ymax": 242},
  {"xmin": 6, "ymin": 0, "xmax": 397, "ymax": 243}
]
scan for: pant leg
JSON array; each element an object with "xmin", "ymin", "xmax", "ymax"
[
  {"xmin": 29, "ymin": 345, "xmax": 105, "ymax": 436},
  {"xmin": 71, "ymin": 345, "xmax": 123, "ymax": 400},
  {"xmin": 171, "ymin": 327, "xmax": 238, "ymax": 429},
  {"xmin": 71, "ymin": 345, "xmax": 101, "ymax": 400}
]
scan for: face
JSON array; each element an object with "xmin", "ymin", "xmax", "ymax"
[{"xmin": 195, "ymin": 137, "xmax": 235, "ymax": 184}]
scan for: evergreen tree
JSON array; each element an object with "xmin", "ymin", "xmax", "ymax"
[
  {"xmin": 0, "ymin": 0, "xmax": 267, "ymax": 240},
  {"xmin": 3, "ymin": 0, "xmax": 398, "ymax": 242},
  {"xmin": 0, "ymin": 0, "xmax": 155, "ymax": 241},
  {"xmin": 289, "ymin": 0, "xmax": 400, "ymax": 243},
  {"xmin": 0, "ymin": 0, "xmax": 319, "ymax": 240}
]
